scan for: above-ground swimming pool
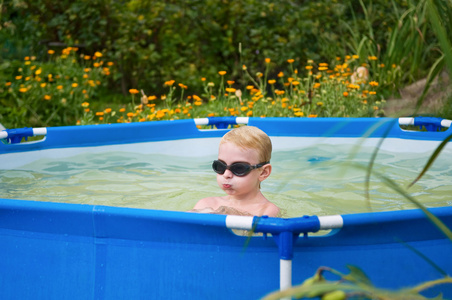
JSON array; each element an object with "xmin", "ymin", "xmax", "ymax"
[{"xmin": 1, "ymin": 117, "xmax": 452, "ymax": 299}]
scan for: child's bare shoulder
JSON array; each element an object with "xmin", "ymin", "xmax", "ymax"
[
  {"xmin": 261, "ymin": 202, "xmax": 280, "ymax": 217},
  {"xmin": 192, "ymin": 196, "xmax": 224, "ymax": 210}
]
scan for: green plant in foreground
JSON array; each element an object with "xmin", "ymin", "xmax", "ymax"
[{"xmin": 263, "ymin": 265, "xmax": 452, "ymax": 300}]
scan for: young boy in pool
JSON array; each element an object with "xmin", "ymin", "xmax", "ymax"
[{"xmin": 191, "ymin": 126, "xmax": 280, "ymax": 217}]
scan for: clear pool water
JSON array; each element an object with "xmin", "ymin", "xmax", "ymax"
[{"xmin": 1, "ymin": 138, "xmax": 451, "ymax": 217}]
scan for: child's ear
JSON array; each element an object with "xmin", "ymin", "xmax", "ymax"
[{"xmin": 259, "ymin": 164, "xmax": 272, "ymax": 181}]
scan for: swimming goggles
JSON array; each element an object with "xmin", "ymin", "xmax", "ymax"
[{"xmin": 212, "ymin": 160, "xmax": 269, "ymax": 177}]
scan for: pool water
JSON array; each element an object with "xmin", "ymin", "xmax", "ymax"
[{"xmin": 1, "ymin": 141, "xmax": 451, "ymax": 217}]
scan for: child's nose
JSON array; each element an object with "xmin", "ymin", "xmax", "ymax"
[{"xmin": 223, "ymin": 169, "xmax": 233, "ymax": 178}]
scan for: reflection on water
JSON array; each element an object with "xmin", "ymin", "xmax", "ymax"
[{"xmin": 1, "ymin": 143, "xmax": 451, "ymax": 217}]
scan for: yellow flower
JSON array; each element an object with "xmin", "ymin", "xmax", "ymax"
[
  {"xmin": 292, "ymin": 81, "xmax": 300, "ymax": 86},
  {"xmin": 84, "ymin": 55, "xmax": 91, "ymax": 60},
  {"xmin": 313, "ymin": 83, "xmax": 321, "ymax": 89},
  {"xmin": 268, "ymin": 79, "xmax": 276, "ymax": 85},
  {"xmin": 246, "ymin": 85, "xmax": 254, "ymax": 90},
  {"xmin": 347, "ymin": 84, "xmax": 360, "ymax": 90},
  {"xmin": 48, "ymin": 50, "xmax": 55, "ymax": 55},
  {"xmin": 369, "ymin": 81, "xmax": 379, "ymax": 87},
  {"xmin": 104, "ymin": 108, "xmax": 112, "ymax": 113},
  {"xmin": 93, "ymin": 63, "xmax": 100, "ymax": 68},
  {"xmin": 241, "ymin": 106, "xmax": 248, "ymax": 111},
  {"xmin": 57, "ymin": 85, "xmax": 63, "ymax": 90},
  {"xmin": 127, "ymin": 112, "xmax": 135, "ymax": 118},
  {"xmin": 35, "ymin": 69, "xmax": 42, "ymax": 75},
  {"xmin": 242, "ymin": 65, "xmax": 247, "ymax": 70},
  {"xmin": 81, "ymin": 102, "xmax": 90, "ymax": 107},
  {"xmin": 308, "ymin": 114, "xmax": 318, "ymax": 118},
  {"xmin": 225, "ymin": 87, "xmax": 236, "ymax": 93},
  {"xmin": 5, "ymin": 82, "xmax": 11, "ymax": 86},
  {"xmin": 148, "ymin": 95, "xmax": 157, "ymax": 101},
  {"xmin": 94, "ymin": 51, "xmax": 103, "ymax": 58},
  {"xmin": 164, "ymin": 80, "xmax": 175, "ymax": 86},
  {"xmin": 319, "ymin": 63, "xmax": 328, "ymax": 67},
  {"xmin": 119, "ymin": 108, "xmax": 126, "ymax": 113},
  {"xmin": 265, "ymin": 58, "xmax": 271, "ymax": 63},
  {"xmin": 44, "ymin": 95, "xmax": 51, "ymax": 100},
  {"xmin": 246, "ymin": 110, "xmax": 253, "ymax": 116},
  {"xmin": 227, "ymin": 80, "xmax": 235, "ymax": 85},
  {"xmin": 72, "ymin": 83, "xmax": 78, "ymax": 88},
  {"xmin": 368, "ymin": 56, "xmax": 378, "ymax": 60},
  {"xmin": 178, "ymin": 83, "xmax": 188, "ymax": 89},
  {"xmin": 294, "ymin": 112, "xmax": 304, "ymax": 117},
  {"xmin": 40, "ymin": 83, "xmax": 47, "ymax": 88},
  {"xmin": 96, "ymin": 112, "xmax": 104, "ymax": 116},
  {"xmin": 343, "ymin": 91, "xmax": 349, "ymax": 97},
  {"xmin": 305, "ymin": 66, "xmax": 313, "ymax": 70},
  {"xmin": 15, "ymin": 75, "xmax": 22, "ymax": 80},
  {"xmin": 317, "ymin": 102, "xmax": 323, "ymax": 106},
  {"xmin": 287, "ymin": 59, "xmax": 294, "ymax": 64},
  {"xmin": 352, "ymin": 55, "xmax": 359, "ymax": 59},
  {"xmin": 277, "ymin": 72, "xmax": 284, "ymax": 77},
  {"xmin": 218, "ymin": 71, "xmax": 227, "ymax": 76},
  {"xmin": 369, "ymin": 91, "xmax": 377, "ymax": 95},
  {"xmin": 318, "ymin": 67, "xmax": 328, "ymax": 71},
  {"xmin": 129, "ymin": 89, "xmax": 139, "ymax": 94}
]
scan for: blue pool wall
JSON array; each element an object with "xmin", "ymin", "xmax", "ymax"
[{"xmin": 1, "ymin": 117, "xmax": 452, "ymax": 299}]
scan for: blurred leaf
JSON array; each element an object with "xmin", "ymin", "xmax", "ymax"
[{"xmin": 408, "ymin": 132, "xmax": 452, "ymax": 187}]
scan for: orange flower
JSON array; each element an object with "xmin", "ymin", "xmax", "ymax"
[
  {"xmin": 343, "ymin": 91, "xmax": 349, "ymax": 97},
  {"xmin": 129, "ymin": 89, "xmax": 139, "ymax": 94},
  {"xmin": 287, "ymin": 59, "xmax": 294, "ymax": 64},
  {"xmin": 268, "ymin": 79, "xmax": 276, "ymax": 85},
  {"xmin": 218, "ymin": 71, "xmax": 227, "ymax": 76},
  {"xmin": 265, "ymin": 58, "xmax": 271, "ymax": 63}
]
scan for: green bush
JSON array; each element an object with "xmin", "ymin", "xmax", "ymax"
[{"xmin": 1, "ymin": 0, "xmax": 438, "ymax": 96}]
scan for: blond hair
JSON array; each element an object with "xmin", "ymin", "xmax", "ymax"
[{"xmin": 220, "ymin": 126, "xmax": 272, "ymax": 162}]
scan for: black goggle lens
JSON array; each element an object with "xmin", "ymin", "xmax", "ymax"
[{"xmin": 212, "ymin": 160, "xmax": 268, "ymax": 177}]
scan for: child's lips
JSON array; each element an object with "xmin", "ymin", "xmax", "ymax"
[{"xmin": 223, "ymin": 184, "xmax": 232, "ymax": 189}]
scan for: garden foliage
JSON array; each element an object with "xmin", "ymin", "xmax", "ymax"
[{"xmin": 0, "ymin": 0, "xmax": 450, "ymax": 128}]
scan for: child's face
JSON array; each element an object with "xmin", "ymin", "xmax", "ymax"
[{"xmin": 216, "ymin": 141, "xmax": 266, "ymax": 198}]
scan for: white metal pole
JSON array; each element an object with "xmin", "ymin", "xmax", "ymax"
[{"xmin": 280, "ymin": 259, "xmax": 292, "ymax": 300}]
